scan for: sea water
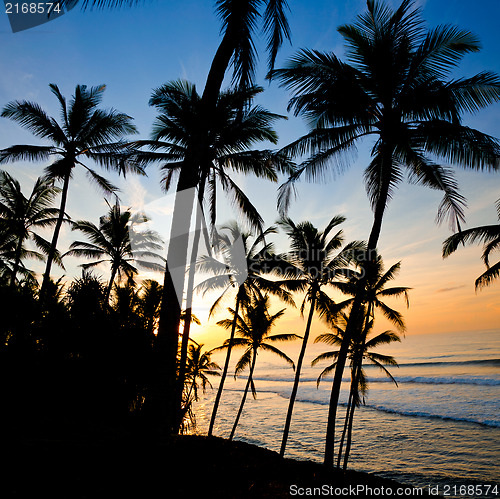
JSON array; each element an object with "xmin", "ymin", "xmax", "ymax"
[{"xmin": 192, "ymin": 330, "xmax": 500, "ymax": 497}]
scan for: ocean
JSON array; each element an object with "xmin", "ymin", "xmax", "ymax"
[{"xmin": 192, "ymin": 329, "xmax": 500, "ymax": 497}]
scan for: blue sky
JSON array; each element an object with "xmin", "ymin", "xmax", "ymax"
[{"xmin": 0, "ymin": 0, "xmax": 499, "ymax": 345}]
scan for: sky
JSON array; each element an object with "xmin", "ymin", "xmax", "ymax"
[{"xmin": 0, "ymin": 0, "xmax": 499, "ymax": 350}]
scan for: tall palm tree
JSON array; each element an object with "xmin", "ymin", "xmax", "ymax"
[
  {"xmin": 0, "ymin": 84, "xmax": 140, "ymax": 298},
  {"xmin": 274, "ymin": 216, "xmax": 364, "ymax": 457},
  {"xmin": 325, "ymin": 250, "xmax": 410, "ymax": 466},
  {"xmin": 215, "ymin": 295, "xmax": 299, "ymax": 440},
  {"xmin": 443, "ymin": 199, "xmax": 500, "ymax": 288},
  {"xmin": 312, "ymin": 314, "xmax": 401, "ymax": 469},
  {"xmin": 135, "ymin": 81, "xmax": 291, "ymax": 432},
  {"xmin": 66, "ymin": 201, "xmax": 164, "ymax": 302},
  {"xmin": 0, "ymin": 171, "xmax": 62, "ymax": 286},
  {"xmin": 271, "ymin": 0, "xmax": 500, "ymax": 465},
  {"xmin": 182, "ymin": 344, "xmax": 221, "ymax": 416},
  {"xmin": 63, "ymin": 0, "xmax": 293, "ymax": 437},
  {"xmin": 196, "ymin": 221, "xmax": 295, "ymax": 436}
]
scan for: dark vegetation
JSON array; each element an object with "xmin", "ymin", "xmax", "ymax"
[
  {"xmin": 0, "ymin": 0, "xmax": 499, "ymax": 494},
  {"xmin": 2, "ymin": 434, "xmax": 428, "ymax": 498}
]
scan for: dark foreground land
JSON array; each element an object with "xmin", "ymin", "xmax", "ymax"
[{"xmin": 2, "ymin": 432, "xmax": 427, "ymax": 498}]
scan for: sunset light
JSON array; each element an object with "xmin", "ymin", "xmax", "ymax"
[{"xmin": 1, "ymin": 0, "xmax": 499, "ymax": 497}]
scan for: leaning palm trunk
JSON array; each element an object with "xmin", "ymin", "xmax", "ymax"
[
  {"xmin": 208, "ymin": 292, "xmax": 241, "ymax": 436},
  {"xmin": 280, "ymin": 289, "xmax": 317, "ymax": 456},
  {"xmin": 342, "ymin": 359, "xmax": 363, "ymax": 470},
  {"xmin": 229, "ymin": 347, "xmax": 257, "ymax": 441},
  {"xmin": 337, "ymin": 382, "xmax": 354, "ymax": 468},
  {"xmin": 324, "ymin": 299, "xmax": 364, "ymax": 465},
  {"xmin": 174, "ymin": 195, "xmax": 205, "ymax": 430},
  {"xmin": 40, "ymin": 170, "xmax": 71, "ymax": 300},
  {"xmin": 154, "ymin": 155, "xmax": 198, "ymax": 431},
  {"xmin": 155, "ymin": 22, "xmax": 243, "ymax": 436},
  {"xmin": 105, "ymin": 264, "xmax": 119, "ymax": 304},
  {"xmin": 324, "ymin": 146, "xmax": 393, "ymax": 466}
]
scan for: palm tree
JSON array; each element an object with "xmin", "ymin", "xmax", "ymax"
[
  {"xmin": 181, "ymin": 343, "xmax": 221, "ymax": 432},
  {"xmin": 271, "ymin": 0, "xmax": 500, "ymax": 465},
  {"xmin": 215, "ymin": 295, "xmax": 299, "ymax": 440},
  {"xmin": 136, "ymin": 279, "xmax": 163, "ymax": 336},
  {"xmin": 0, "ymin": 171, "xmax": 62, "ymax": 287},
  {"xmin": 331, "ymin": 252, "xmax": 411, "ymax": 336},
  {"xmin": 274, "ymin": 216, "xmax": 364, "ymax": 457},
  {"xmin": 63, "ymin": 0, "xmax": 293, "ymax": 435},
  {"xmin": 325, "ymin": 250, "xmax": 410, "ymax": 466},
  {"xmin": 0, "ymin": 226, "xmax": 18, "ymax": 281},
  {"xmin": 443, "ymin": 199, "xmax": 500, "ymax": 288},
  {"xmin": 0, "ymin": 83, "xmax": 140, "ymax": 298},
  {"xmin": 135, "ymin": 81, "xmax": 291, "ymax": 432},
  {"xmin": 312, "ymin": 314, "xmax": 401, "ymax": 469},
  {"xmin": 66, "ymin": 201, "xmax": 164, "ymax": 302},
  {"xmin": 196, "ymin": 221, "xmax": 295, "ymax": 436}
]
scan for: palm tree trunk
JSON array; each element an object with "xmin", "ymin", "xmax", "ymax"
[
  {"xmin": 174, "ymin": 197, "xmax": 204, "ymax": 432},
  {"xmin": 40, "ymin": 170, "xmax": 70, "ymax": 300},
  {"xmin": 337, "ymin": 383, "xmax": 354, "ymax": 468},
  {"xmin": 323, "ymin": 302, "xmax": 363, "ymax": 466},
  {"xmin": 10, "ymin": 234, "xmax": 24, "ymax": 288},
  {"xmin": 229, "ymin": 348, "xmax": 257, "ymax": 441},
  {"xmin": 344, "ymin": 306, "xmax": 371, "ymax": 470},
  {"xmin": 324, "ymin": 145, "xmax": 393, "ymax": 467},
  {"xmin": 208, "ymin": 291, "xmax": 241, "ymax": 436},
  {"xmin": 154, "ymin": 10, "xmax": 240, "ymax": 435},
  {"xmin": 280, "ymin": 289, "xmax": 317, "ymax": 457},
  {"xmin": 342, "ymin": 361, "xmax": 362, "ymax": 470},
  {"xmin": 201, "ymin": 23, "xmax": 238, "ymax": 112},
  {"xmin": 105, "ymin": 265, "xmax": 118, "ymax": 304},
  {"xmin": 154, "ymin": 165, "xmax": 197, "ymax": 432}
]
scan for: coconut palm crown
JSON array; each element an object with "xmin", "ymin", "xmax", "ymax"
[{"xmin": 0, "ymin": 84, "xmax": 140, "ymax": 295}]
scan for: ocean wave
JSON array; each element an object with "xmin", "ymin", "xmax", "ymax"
[
  {"xmin": 277, "ymin": 394, "xmax": 500, "ymax": 428},
  {"xmin": 388, "ymin": 375, "xmax": 500, "ymax": 386},
  {"xmin": 251, "ymin": 375, "xmax": 500, "ymax": 386},
  {"xmin": 396, "ymin": 358, "xmax": 500, "ymax": 367},
  {"xmin": 365, "ymin": 404, "xmax": 500, "ymax": 428}
]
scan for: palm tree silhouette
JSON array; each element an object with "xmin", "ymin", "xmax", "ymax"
[
  {"xmin": 324, "ymin": 250, "xmax": 409, "ymax": 467},
  {"xmin": 62, "ymin": 0, "xmax": 293, "ymax": 436},
  {"xmin": 77, "ymin": 0, "xmax": 293, "ymax": 433},
  {"xmin": 196, "ymin": 221, "xmax": 294, "ymax": 436},
  {"xmin": 135, "ymin": 81, "xmax": 291, "ymax": 432},
  {"xmin": 443, "ymin": 199, "xmax": 500, "ymax": 289},
  {"xmin": 0, "ymin": 225, "xmax": 18, "ymax": 281},
  {"xmin": 215, "ymin": 295, "xmax": 299, "ymax": 440},
  {"xmin": 0, "ymin": 171, "xmax": 63, "ymax": 286},
  {"xmin": 274, "ymin": 216, "xmax": 364, "ymax": 457},
  {"xmin": 181, "ymin": 343, "xmax": 221, "ymax": 432},
  {"xmin": 0, "ymin": 84, "xmax": 140, "ymax": 298},
  {"xmin": 271, "ymin": 0, "xmax": 499, "ymax": 465},
  {"xmin": 66, "ymin": 201, "xmax": 164, "ymax": 302},
  {"xmin": 313, "ymin": 314, "xmax": 401, "ymax": 469},
  {"xmin": 136, "ymin": 279, "xmax": 163, "ymax": 337}
]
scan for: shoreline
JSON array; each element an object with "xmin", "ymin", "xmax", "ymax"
[{"xmin": 2, "ymin": 433, "xmax": 429, "ymax": 498}]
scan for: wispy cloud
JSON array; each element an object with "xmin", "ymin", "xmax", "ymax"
[{"xmin": 436, "ymin": 285, "xmax": 466, "ymax": 293}]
